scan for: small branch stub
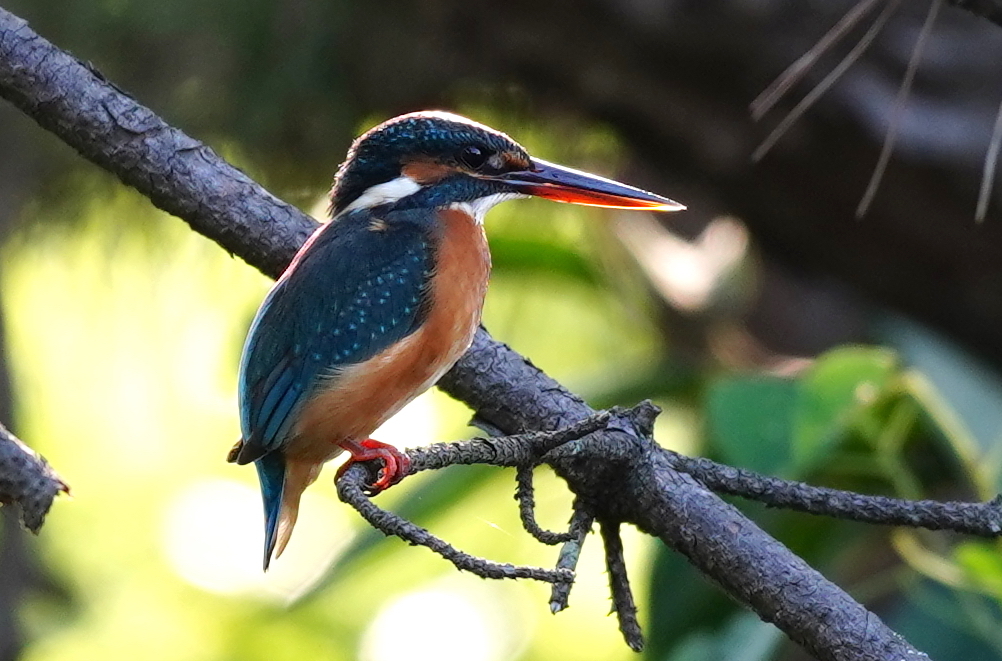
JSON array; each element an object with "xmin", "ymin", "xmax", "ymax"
[
  {"xmin": 601, "ymin": 521, "xmax": 643, "ymax": 652},
  {"xmin": 0, "ymin": 422, "xmax": 68, "ymax": 532},
  {"xmin": 549, "ymin": 505, "xmax": 594, "ymax": 614}
]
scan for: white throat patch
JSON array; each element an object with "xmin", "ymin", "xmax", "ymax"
[
  {"xmin": 449, "ymin": 193, "xmax": 526, "ymax": 225},
  {"xmin": 342, "ymin": 175, "xmax": 422, "ymax": 214}
]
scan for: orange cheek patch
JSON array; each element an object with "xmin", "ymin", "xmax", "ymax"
[
  {"xmin": 503, "ymin": 151, "xmax": 531, "ymax": 171},
  {"xmin": 401, "ymin": 158, "xmax": 455, "ymax": 185}
]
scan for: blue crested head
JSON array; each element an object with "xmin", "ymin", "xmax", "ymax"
[
  {"xmin": 329, "ymin": 111, "xmax": 531, "ymax": 216},
  {"xmin": 328, "ymin": 110, "xmax": 684, "ymax": 219}
]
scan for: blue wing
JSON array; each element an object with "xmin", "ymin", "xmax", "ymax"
[{"xmin": 234, "ymin": 207, "xmax": 436, "ymax": 465}]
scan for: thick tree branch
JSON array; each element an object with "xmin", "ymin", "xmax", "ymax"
[
  {"xmin": 0, "ymin": 10, "xmax": 312, "ymax": 280},
  {"xmin": 441, "ymin": 333, "xmax": 930, "ymax": 661},
  {"xmin": 0, "ymin": 7, "xmax": 933, "ymax": 660}
]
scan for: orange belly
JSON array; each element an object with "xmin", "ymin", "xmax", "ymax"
[{"xmin": 286, "ymin": 208, "xmax": 491, "ymax": 463}]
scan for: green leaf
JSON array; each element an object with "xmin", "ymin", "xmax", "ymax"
[
  {"xmin": 707, "ymin": 376, "xmax": 798, "ymax": 475},
  {"xmin": 645, "ymin": 545, "xmax": 741, "ymax": 660},
  {"xmin": 889, "ymin": 578, "xmax": 1002, "ymax": 658},
  {"xmin": 956, "ymin": 541, "xmax": 1002, "ymax": 600},
  {"xmin": 715, "ymin": 613, "xmax": 785, "ymax": 661},
  {"xmin": 488, "ymin": 235, "xmax": 600, "ymax": 285},
  {"xmin": 792, "ymin": 346, "xmax": 898, "ymax": 472},
  {"xmin": 651, "ymin": 596, "xmax": 783, "ymax": 661}
]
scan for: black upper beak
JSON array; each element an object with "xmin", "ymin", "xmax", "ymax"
[{"xmin": 495, "ymin": 158, "xmax": 685, "ymax": 212}]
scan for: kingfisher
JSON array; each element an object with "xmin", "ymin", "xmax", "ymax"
[{"xmin": 230, "ymin": 111, "xmax": 684, "ymax": 569}]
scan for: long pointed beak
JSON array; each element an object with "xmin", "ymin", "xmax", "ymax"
[{"xmin": 496, "ymin": 158, "xmax": 685, "ymax": 212}]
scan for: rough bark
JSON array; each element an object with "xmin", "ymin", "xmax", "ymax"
[{"xmin": 0, "ymin": 6, "xmax": 939, "ymax": 660}]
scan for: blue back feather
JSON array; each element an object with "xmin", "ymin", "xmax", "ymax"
[{"xmin": 236, "ymin": 207, "xmax": 437, "ymax": 464}]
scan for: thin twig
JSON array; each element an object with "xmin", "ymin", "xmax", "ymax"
[
  {"xmin": 753, "ymin": 0, "xmax": 903, "ymax": 162},
  {"xmin": 337, "ymin": 464, "xmax": 574, "ymax": 583},
  {"xmin": 669, "ymin": 451, "xmax": 1002, "ymax": 536},
  {"xmin": 516, "ymin": 465, "xmax": 575, "ymax": 545},
  {"xmin": 405, "ymin": 411, "xmax": 611, "ymax": 474},
  {"xmin": 857, "ymin": 0, "xmax": 943, "ymax": 217},
  {"xmin": 601, "ymin": 520, "xmax": 643, "ymax": 652},
  {"xmin": 550, "ymin": 505, "xmax": 594, "ymax": 613},
  {"xmin": 751, "ymin": 0, "xmax": 885, "ymax": 120}
]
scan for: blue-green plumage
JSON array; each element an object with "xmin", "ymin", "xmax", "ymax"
[
  {"xmin": 235, "ymin": 208, "xmax": 438, "ymax": 566},
  {"xmin": 237, "ymin": 208, "xmax": 437, "ymax": 464},
  {"xmin": 233, "ymin": 110, "xmax": 684, "ymax": 570}
]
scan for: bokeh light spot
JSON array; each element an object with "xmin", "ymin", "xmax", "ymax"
[
  {"xmin": 361, "ymin": 586, "xmax": 512, "ymax": 661},
  {"xmin": 162, "ymin": 478, "xmax": 353, "ymax": 600}
]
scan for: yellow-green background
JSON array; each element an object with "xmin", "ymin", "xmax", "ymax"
[{"xmin": 3, "ymin": 2, "xmax": 1002, "ymax": 660}]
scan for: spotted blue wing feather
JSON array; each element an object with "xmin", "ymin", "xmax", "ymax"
[{"xmin": 235, "ymin": 208, "xmax": 436, "ymax": 465}]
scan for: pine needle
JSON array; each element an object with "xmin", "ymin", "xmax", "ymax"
[
  {"xmin": 856, "ymin": 0, "xmax": 943, "ymax": 218},
  {"xmin": 976, "ymin": 96, "xmax": 1002, "ymax": 223},
  {"xmin": 751, "ymin": 0, "xmax": 885, "ymax": 121},
  {"xmin": 752, "ymin": 0, "xmax": 903, "ymax": 163}
]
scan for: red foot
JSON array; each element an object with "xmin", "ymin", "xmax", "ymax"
[{"xmin": 336, "ymin": 439, "xmax": 412, "ymax": 494}]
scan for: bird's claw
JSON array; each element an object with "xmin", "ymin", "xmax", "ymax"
[{"xmin": 337, "ymin": 438, "xmax": 412, "ymax": 494}]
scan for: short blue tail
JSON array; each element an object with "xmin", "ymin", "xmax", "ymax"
[{"xmin": 255, "ymin": 452, "xmax": 286, "ymax": 571}]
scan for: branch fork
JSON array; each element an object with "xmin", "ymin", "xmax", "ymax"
[
  {"xmin": 337, "ymin": 398, "xmax": 1002, "ymax": 652},
  {"xmin": 335, "ymin": 408, "xmax": 646, "ymax": 648},
  {"xmin": 6, "ymin": 9, "xmax": 1001, "ymax": 656},
  {"xmin": 335, "ymin": 411, "xmax": 613, "ymax": 585}
]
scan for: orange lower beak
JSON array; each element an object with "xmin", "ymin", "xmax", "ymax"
[{"xmin": 496, "ymin": 158, "xmax": 685, "ymax": 212}]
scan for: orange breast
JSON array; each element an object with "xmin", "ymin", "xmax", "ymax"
[{"xmin": 287, "ymin": 209, "xmax": 490, "ymax": 463}]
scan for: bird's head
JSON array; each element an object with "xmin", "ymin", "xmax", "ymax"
[{"xmin": 330, "ymin": 111, "xmax": 684, "ymax": 220}]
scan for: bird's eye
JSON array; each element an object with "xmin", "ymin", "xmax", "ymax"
[{"xmin": 458, "ymin": 145, "xmax": 490, "ymax": 170}]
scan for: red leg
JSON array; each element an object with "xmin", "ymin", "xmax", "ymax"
[{"xmin": 336, "ymin": 439, "xmax": 412, "ymax": 493}]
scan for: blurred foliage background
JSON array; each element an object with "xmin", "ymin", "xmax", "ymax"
[{"xmin": 3, "ymin": 0, "xmax": 1002, "ymax": 660}]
